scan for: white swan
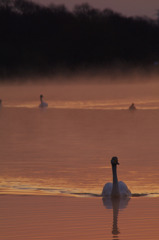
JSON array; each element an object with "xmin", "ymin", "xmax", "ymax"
[
  {"xmin": 39, "ymin": 94, "xmax": 48, "ymax": 108},
  {"xmin": 102, "ymin": 157, "xmax": 131, "ymax": 198}
]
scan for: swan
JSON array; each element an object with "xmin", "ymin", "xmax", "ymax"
[
  {"xmin": 39, "ymin": 94, "xmax": 48, "ymax": 108},
  {"xmin": 129, "ymin": 103, "xmax": 136, "ymax": 111},
  {"xmin": 102, "ymin": 156, "xmax": 131, "ymax": 198}
]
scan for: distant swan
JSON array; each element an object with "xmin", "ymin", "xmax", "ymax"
[
  {"xmin": 129, "ymin": 103, "xmax": 136, "ymax": 111},
  {"xmin": 102, "ymin": 157, "xmax": 131, "ymax": 198},
  {"xmin": 39, "ymin": 94, "xmax": 48, "ymax": 108}
]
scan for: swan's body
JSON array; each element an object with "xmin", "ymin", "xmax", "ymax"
[
  {"xmin": 39, "ymin": 94, "xmax": 48, "ymax": 108},
  {"xmin": 102, "ymin": 181, "xmax": 131, "ymax": 197},
  {"xmin": 102, "ymin": 157, "xmax": 131, "ymax": 198}
]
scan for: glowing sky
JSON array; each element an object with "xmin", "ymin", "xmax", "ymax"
[{"xmin": 33, "ymin": 0, "xmax": 159, "ymax": 19}]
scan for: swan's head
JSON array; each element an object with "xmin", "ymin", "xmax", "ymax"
[
  {"xmin": 111, "ymin": 156, "xmax": 119, "ymax": 166},
  {"xmin": 40, "ymin": 94, "xmax": 43, "ymax": 99}
]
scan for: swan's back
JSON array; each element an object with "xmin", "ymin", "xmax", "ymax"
[
  {"xmin": 102, "ymin": 181, "xmax": 131, "ymax": 197},
  {"xmin": 102, "ymin": 182, "xmax": 113, "ymax": 196},
  {"xmin": 118, "ymin": 181, "xmax": 131, "ymax": 197},
  {"xmin": 39, "ymin": 102, "xmax": 48, "ymax": 108}
]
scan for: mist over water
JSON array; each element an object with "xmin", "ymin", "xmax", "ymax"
[{"xmin": 1, "ymin": 77, "xmax": 159, "ymax": 196}]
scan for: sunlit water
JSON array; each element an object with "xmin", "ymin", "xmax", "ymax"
[
  {"xmin": 0, "ymin": 81, "xmax": 159, "ymax": 197},
  {"xmin": 1, "ymin": 81, "xmax": 159, "ymax": 240}
]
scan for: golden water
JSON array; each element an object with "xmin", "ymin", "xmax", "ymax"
[
  {"xmin": 0, "ymin": 81, "xmax": 159, "ymax": 239},
  {"xmin": 0, "ymin": 82, "xmax": 159, "ymax": 196}
]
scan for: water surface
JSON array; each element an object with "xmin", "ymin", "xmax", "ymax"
[
  {"xmin": 0, "ymin": 82, "xmax": 159, "ymax": 196},
  {"xmin": 1, "ymin": 81, "xmax": 159, "ymax": 240},
  {"xmin": 0, "ymin": 195, "xmax": 159, "ymax": 240}
]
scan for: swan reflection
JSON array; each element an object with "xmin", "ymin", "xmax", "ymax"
[{"xmin": 102, "ymin": 197, "xmax": 130, "ymax": 239}]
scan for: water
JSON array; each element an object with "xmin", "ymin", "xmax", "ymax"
[
  {"xmin": 0, "ymin": 195, "xmax": 159, "ymax": 240},
  {"xmin": 0, "ymin": 81, "xmax": 159, "ymax": 196},
  {"xmin": 1, "ymin": 81, "xmax": 159, "ymax": 240}
]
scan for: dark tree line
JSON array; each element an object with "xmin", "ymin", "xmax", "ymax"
[{"xmin": 0, "ymin": 0, "xmax": 159, "ymax": 78}]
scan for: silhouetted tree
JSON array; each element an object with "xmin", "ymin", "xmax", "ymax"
[{"xmin": 0, "ymin": 0, "xmax": 159, "ymax": 80}]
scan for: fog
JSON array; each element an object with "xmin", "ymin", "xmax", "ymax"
[{"xmin": 1, "ymin": 74, "xmax": 159, "ymax": 110}]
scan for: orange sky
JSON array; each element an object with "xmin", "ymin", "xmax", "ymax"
[{"xmin": 33, "ymin": 0, "xmax": 159, "ymax": 19}]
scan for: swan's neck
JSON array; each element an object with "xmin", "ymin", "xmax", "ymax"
[
  {"xmin": 111, "ymin": 164, "xmax": 120, "ymax": 197},
  {"xmin": 40, "ymin": 98, "xmax": 43, "ymax": 103}
]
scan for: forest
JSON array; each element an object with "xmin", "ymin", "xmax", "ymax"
[{"xmin": 1, "ymin": 0, "xmax": 159, "ymax": 79}]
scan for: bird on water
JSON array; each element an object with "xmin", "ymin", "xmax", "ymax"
[
  {"xmin": 39, "ymin": 94, "xmax": 48, "ymax": 108},
  {"xmin": 129, "ymin": 103, "xmax": 136, "ymax": 111},
  {"xmin": 102, "ymin": 156, "xmax": 131, "ymax": 198}
]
